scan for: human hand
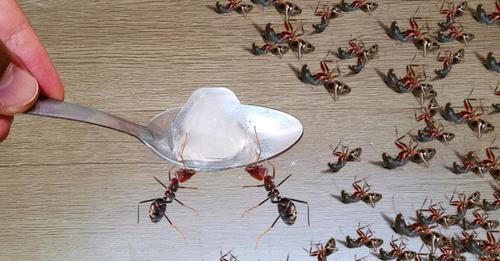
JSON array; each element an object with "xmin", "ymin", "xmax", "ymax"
[{"xmin": 0, "ymin": 0, "xmax": 64, "ymax": 141}]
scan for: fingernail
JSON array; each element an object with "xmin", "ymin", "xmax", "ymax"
[{"xmin": 0, "ymin": 62, "xmax": 39, "ymax": 116}]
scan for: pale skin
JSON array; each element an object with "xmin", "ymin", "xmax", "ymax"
[{"xmin": 0, "ymin": 0, "xmax": 64, "ymax": 141}]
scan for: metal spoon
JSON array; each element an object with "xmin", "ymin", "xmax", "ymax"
[{"xmin": 27, "ymin": 98, "xmax": 303, "ymax": 171}]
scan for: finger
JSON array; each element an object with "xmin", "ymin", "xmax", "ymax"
[
  {"xmin": 0, "ymin": 0, "xmax": 64, "ymax": 101},
  {"xmin": 0, "ymin": 115, "xmax": 13, "ymax": 142},
  {"xmin": 0, "ymin": 56, "xmax": 39, "ymax": 116}
]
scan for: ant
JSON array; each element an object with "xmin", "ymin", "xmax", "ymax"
[
  {"xmin": 300, "ymin": 60, "xmax": 339, "ymax": 86},
  {"xmin": 382, "ymin": 133, "xmax": 436, "ymax": 169},
  {"xmin": 475, "ymin": 0, "xmax": 500, "ymax": 25},
  {"xmin": 434, "ymin": 48, "xmax": 464, "ymax": 78},
  {"xmin": 312, "ymin": 2, "xmax": 343, "ymax": 33},
  {"xmin": 461, "ymin": 209, "xmax": 499, "ymax": 230},
  {"xmin": 337, "ymin": 39, "xmax": 366, "ymax": 60},
  {"xmin": 338, "ymin": 177, "xmax": 382, "ymax": 207},
  {"xmin": 241, "ymin": 128, "xmax": 310, "ymax": 247},
  {"xmin": 481, "ymin": 147, "xmax": 499, "ymax": 177},
  {"xmin": 452, "ymin": 150, "xmax": 485, "ymax": 175},
  {"xmin": 379, "ymin": 238, "xmax": 418, "ymax": 260},
  {"xmin": 414, "ymin": 98, "xmax": 439, "ymax": 123},
  {"xmin": 137, "ymin": 136, "xmax": 198, "ymax": 239},
  {"xmin": 215, "ymin": 0, "xmax": 253, "ymax": 15},
  {"xmin": 437, "ymin": 23, "xmax": 474, "ymax": 46},
  {"xmin": 389, "ymin": 17, "xmax": 438, "ymax": 56},
  {"xmin": 438, "ymin": 1, "xmax": 467, "ymax": 29},
  {"xmin": 278, "ymin": 15, "xmax": 314, "ymax": 58},
  {"xmin": 274, "ymin": 0, "xmax": 302, "ymax": 16},
  {"xmin": 327, "ymin": 143, "xmax": 362, "ymax": 173},
  {"xmin": 305, "ymin": 238, "xmax": 338, "ymax": 261},
  {"xmin": 220, "ymin": 250, "xmax": 238, "ymax": 261},
  {"xmin": 345, "ymin": 225, "xmax": 384, "ymax": 250},
  {"xmin": 415, "ymin": 120, "xmax": 455, "ymax": 145},
  {"xmin": 324, "ymin": 80, "xmax": 351, "ymax": 101},
  {"xmin": 338, "ymin": 0, "xmax": 378, "ymax": 15},
  {"xmin": 460, "ymin": 99, "xmax": 495, "ymax": 138},
  {"xmin": 448, "ymin": 191, "xmax": 480, "ymax": 218},
  {"xmin": 416, "ymin": 198, "xmax": 445, "ymax": 225},
  {"xmin": 484, "ymin": 52, "xmax": 500, "ymax": 72},
  {"xmin": 251, "ymin": 40, "xmax": 289, "ymax": 57},
  {"xmin": 137, "ymin": 175, "xmax": 198, "ymax": 239},
  {"xmin": 483, "ymin": 191, "xmax": 500, "ymax": 211},
  {"xmin": 427, "ymin": 246, "xmax": 465, "ymax": 261}
]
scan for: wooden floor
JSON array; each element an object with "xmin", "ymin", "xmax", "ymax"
[{"xmin": 0, "ymin": 0, "xmax": 499, "ymax": 260}]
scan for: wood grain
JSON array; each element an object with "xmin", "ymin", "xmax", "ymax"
[{"xmin": 0, "ymin": 0, "xmax": 499, "ymax": 260}]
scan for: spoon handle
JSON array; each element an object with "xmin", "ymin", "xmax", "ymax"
[{"xmin": 27, "ymin": 98, "xmax": 148, "ymax": 139}]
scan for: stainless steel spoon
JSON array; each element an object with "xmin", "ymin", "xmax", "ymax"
[{"xmin": 27, "ymin": 98, "xmax": 303, "ymax": 171}]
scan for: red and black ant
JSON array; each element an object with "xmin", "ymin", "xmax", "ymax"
[
  {"xmin": 300, "ymin": 60, "xmax": 339, "ymax": 86},
  {"xmin": 416, "ymin": 198, "xmax": 446, "ymax": 225},
  {"xmin": 251, "ymin": 40, "xmax": 289, "ymax": 57},
  {"xmin": 437, "ymin": 23, "xmax": 474, "ymax": 46},
  {"xmin": 382, "ymin": 132, "xmax": 436, "ymax": 169},
  {"xmin": 379, "ymin": 238, "xmax": 419, "ymax": 260},
  {"xmin": 273, "ymin": 0, "xmax": 302, "ymax": 16},
  {"xmin": 241, "ymin": 129, "xmax": 310, "ymax": 247},
  {"xmin": 475, "ymin": 0, "xmax": 500, "ymax": 25},
  {"xmin": 327, "ymin": 143, "xmax": 362, "ymax": 173},
  {"xmin": 345, "ymin": 225, "xmax": 384, "ymax": 250},
  {"xmin": 483, "ymin": 191, "xmax": 500, "ymax": 212},
  {"xmin": 137, "ymin": 137, "xmax": 198, "ymax": 239},
  {"xmin": 414, "ymin": 98, "xmax": 439, "ymax": 123},
  {"xmin": 312, "ymin": 2, "xmax": 342, "ymax": 33},
  {"xmin": 338, "ymin": 177, "xmax": 382, "ymax": 207},
  {"xmin": 461, "ymin": 209, "xmax": 499, "ymax": 230},
  {"xmin": 415, "ymin": 120, "xmax": 455, "ymax": 145},
  {"xmin": 434, "ymin": 48, "xmax": 464, "ymax": 78},
  {"xmin": 459, "ymin": 99, "xmax": 495, "ymax": 138},
  {"xmin": 215, "ymin": 0, "xmax": 253, "ymax": 15},
  {"xmin": 338, "ymin": 0, "xmax": 378, "ymax": 15},
  {"xmin": 278, "ymin": 15, "xmax": 314, "ymax": 58},
  {"xmin": 137, "ymin": 174, "xmax": 198, "ymax": 239},
  {"xmin": 305, "ymin": 238, "xmax": 338, "ymax": 261},
  {"xmin": 438, "ymin": 1, "xmax": 467, "ymax": 29},
  {"xmin": 452, "ymin": 150, "xmax": 485, "ymax": 176}
]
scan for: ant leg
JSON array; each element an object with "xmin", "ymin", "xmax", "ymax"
[
  {"xmin": 288, "ymin": 198, "xmax": 310, "ymax": 226},
  {"xmin": 178, "ymin": 185, "xmax": 198, "ymax": 190},
  {"xmin": 163, "ymin": 213, "xmax": 186, "ymax": 240},
  {"xmin": 174, "ymin": 198, "xmax": 199, "ymax": 215},
  {"xmin": 265, "ymin": 160, "xmax": 276, "ymax": 178},
  {"xmin": 253, "ymin": 126, "xmax": 262, "ymax": 163},
  {"xmin": 153, "ymin": 176, "xmax": 169, "ymax": 190},
  {"xmin": 137, "ymin": 198, "xmax": 157, "ymax": 224},
  {"xmin": 168, "ymin": 165, "xmax": 176, "ymax": 181},
  {"xmin": 241, "ymin": 197, "xmax": 270, "ymax": 217},
  {"xmin": 180, "ymin": 133, "xmax": 189, "ymax": 163},
  {"xmin": 242, "ymin": 184, "xmax": 266, "ymax": 189},
  {"xmin": 256, "ymin": 215, "xmax": 280, "ymax": 248},
  {"xmin": 276, "ymin": 174, "xmax": 292, "ymax": 188}
]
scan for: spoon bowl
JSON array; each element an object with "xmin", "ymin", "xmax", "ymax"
[{"xmin": 28, "ymin": 98, "xmax": 303, "ymax": 171}]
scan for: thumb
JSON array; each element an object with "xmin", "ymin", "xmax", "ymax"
[{"xmin": 0, "ymin": 61, "xmax": 39, "ymax": 116}]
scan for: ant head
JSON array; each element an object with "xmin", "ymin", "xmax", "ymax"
[
  {"xmin": 369, "ymin": 238, "xmax": 384, "ymax": 248},
  {"xmin": 326, "ymin": 238, "xmax": 336, "ymax": 248}
]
